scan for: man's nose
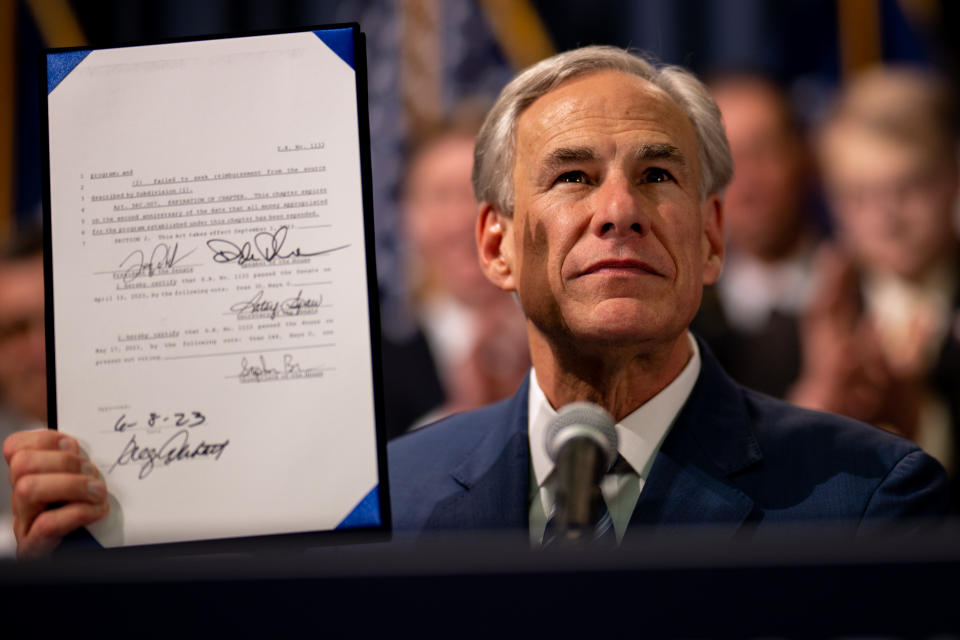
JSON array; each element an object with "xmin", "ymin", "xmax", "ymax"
[{"xmin": 590, "ymin": 174, "xmax": 650, "ymax": 238}]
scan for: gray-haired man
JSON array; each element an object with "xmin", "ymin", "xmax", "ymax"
[{"xmin": 386, "ymin": 45, "xmax": 947, "ymax": 543}]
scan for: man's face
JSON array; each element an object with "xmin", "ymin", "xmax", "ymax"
[
  {"xmin": 711, "ymin": 79, "xmax": 806, "ymax": 261},
  {"xmin": 487, "ymin": 70, "xmax": 723, "ymax": 351},
  {"xmin": 822, "ymin": 125, "xmax": 958, "ymax": 281},
  {"xmin": 404, "ymin": 133, "xmax": 498, "ymax": 305},
  {"xmin": 0, "ymin": 256, "xmax": 46, "ymax": 422}
]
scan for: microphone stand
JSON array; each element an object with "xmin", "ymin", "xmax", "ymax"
[{"xmin": 551, "ymin": 442, "xmax": 606, "ymax": 546}]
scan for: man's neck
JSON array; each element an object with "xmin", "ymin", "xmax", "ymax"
[{"xmin": 528, "ymin": 330, "xmax": 693, "ymax": 421}]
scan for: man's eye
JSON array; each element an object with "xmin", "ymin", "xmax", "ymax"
[
  {"xmin": 643, "ymin": 168, "xmax": 674, "ymax": 183},
  {"xmin": 555, "ymin": 171, "xmax": 590, "ymax": 185}
]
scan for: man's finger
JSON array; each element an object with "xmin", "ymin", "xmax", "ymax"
[
  {"xmin": 12, "ymin": 472, "xmax": 107, "ymax": 509},
  {"xmin": 12, "ymin": 473, "xmax": 108, "ymax": 554},
  {"xmin": 8, "ymin": 449, "xmax": 99, "ymax": 483},
  {"xmin": 3, "ymin": 430, "xmax": 78, "ymax": 464},
  {"xmin": 17, "ymin": 501, "xmax": 110, "ymax": 560}
]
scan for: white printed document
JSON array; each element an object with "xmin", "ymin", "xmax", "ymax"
[{"xmin": 44, "ymin": 26, "xmax": 385, "ymax": 547}]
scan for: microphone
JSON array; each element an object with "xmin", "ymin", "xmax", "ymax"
[{"xmin": 544, "ymin": 402, "xmax": 618, "ymax": 545}]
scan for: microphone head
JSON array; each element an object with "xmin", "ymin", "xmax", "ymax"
[{"xmin": 544, "ymin": 402, "xmax": 618, "ymax": 472}]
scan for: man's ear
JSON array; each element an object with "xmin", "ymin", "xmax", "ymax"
[
  {"xmin": 701, "ymin": 194, "xmax": 725, "ymax": 286},
  {"xmin": 476, "ymin": 202, "xmax": 517, "ymax": 292}
]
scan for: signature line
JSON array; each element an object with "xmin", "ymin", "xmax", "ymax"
[
  {"xmin": 92, "ymin": 263, "xmax": 203, "ymax": 276},
  {"xmin": 163, "ymin": 344, "xmax": 334, "ymax": 361}
]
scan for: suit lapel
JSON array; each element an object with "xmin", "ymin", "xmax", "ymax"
[
  {"xmin": 423, "ymin": 341, "xmax": 762, "ymax": 536},
  {"xmin": 627, "ymin": 339, "xmax": 761, "ymax": 537},
  {"xmin": 423, "ymin": 377, "xmax": 531, "ymax": 531}
]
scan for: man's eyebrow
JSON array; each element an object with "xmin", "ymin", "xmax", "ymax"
[
  {"xmin": 633, "ymin": 143, "xmax": 685, "ymax": 164},
  {"xmin": 542, "ymin": 147, "xmax": 597, "ymax": 171}
]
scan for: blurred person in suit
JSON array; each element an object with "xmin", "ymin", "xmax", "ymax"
[
  {"xmin": 0, "ymin": 227, "xmax": 47, "ymax": 555},
  {"xmin": 792, "ymin": 66, "xmax": 960, "ymax": 510},
  {"xmin": 692, "ymin": 73, "xmax": 821, "ymax": 399},
  {"xmin": 381, "ymin": 103, "xmax": 530, "ymax": 438}
]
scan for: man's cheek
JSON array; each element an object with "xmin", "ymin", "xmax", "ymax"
[{"xmin": 517, "ymin": 219, "xmax": 565, "ymax": 332}]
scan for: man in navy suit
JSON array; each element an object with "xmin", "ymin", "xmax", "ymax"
[
  {"xmin": 387, "ymin": 45, "xmax": 948, "ymax": 545},
  {"xmin": 3, "ymin": 46, "xmax": 948, "ymax": 556}
]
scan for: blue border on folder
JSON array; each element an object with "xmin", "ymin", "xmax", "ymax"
[
  {"xmin": 313, "ymin": 28, "xmax": 354, "ymax": 69},
  {"xmin": 335, "ymin": 485, "xmax": 381, "ymax": 529},
  {"xmin": 47, "ymin": 50, "xmax": 92, "ymax": 94}
]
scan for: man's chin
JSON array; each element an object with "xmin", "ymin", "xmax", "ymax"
[
  {"xmin": 565, "ymin": 302, "xmax": 690, "ymax": 347},
  {"xmin": 565, "ymin": 321, "xmax": 672, "ymax": 349}
]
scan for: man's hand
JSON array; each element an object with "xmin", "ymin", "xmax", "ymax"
[
  {"xmin": 444, "ymin": 297, "xmax": 531, "ymax": 413},
  {"xmin": 788, "ymin": 245, "xmax": 924, "ymax": 438},
  {"xmin": 3, "ymin": 430, "xmax": 108, "ymax": 558}
]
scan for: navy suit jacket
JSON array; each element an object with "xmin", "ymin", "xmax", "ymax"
[{"xmin": 388, "ymin": 340, "xmax": 949, "ymax": 539}]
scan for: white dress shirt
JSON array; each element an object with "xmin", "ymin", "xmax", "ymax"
[
  {"xmin": 717, "ymin": 244, "xmax": 815, "ymax": 332},
  {"xmin": 527, "ymin": 333, "xmax": 701, "ymax": 544}
]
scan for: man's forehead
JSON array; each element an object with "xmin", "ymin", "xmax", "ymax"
[
  {"xmin": 824, "ymin": 122, "xmax": 930, "ymax": 181},
  {"xmin": 515, "ymin": 70, "xmax": 695, "ymax": 154}
]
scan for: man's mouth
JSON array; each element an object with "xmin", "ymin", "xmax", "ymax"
[{"xmin": 578, "ymin": 258, "xmax": 664, "ymax": 278}]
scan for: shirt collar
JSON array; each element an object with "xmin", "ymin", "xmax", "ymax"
[{"xmin": 528, "ymin": 332, "xmax": 701, "ymax": 491}]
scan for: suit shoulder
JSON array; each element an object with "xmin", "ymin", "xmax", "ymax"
[
  {"xmin": 386, "ymin": 395, "xmax": 522, "ymax": 531},
  {"xmin": 387, "ymin": 397, "xmax": 516, "ymax": 480},
  {"xmin": 742, "ymin": 388, "xmax": 924, "ymax": 464},
  {"xmin": 389, "ymin": 397, "xmax": 516, "ymax": 469},
  {"xmin": 736, "ymin": 389, "xmax": 948, "ymax": 522}
]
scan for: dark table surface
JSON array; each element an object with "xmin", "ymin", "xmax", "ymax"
[{"xmin": 4, "ymin": 520, "xmax": 960, "ymax": 637}]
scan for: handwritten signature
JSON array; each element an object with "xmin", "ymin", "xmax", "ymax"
[
  {"xmin": 238, "ymin": 353, "xmax": 325, "ymax": 383},
  {"xmin": 206, "ymin": 225, "xmax": 350, "ymax": 266},
  {"xmin": 229, "ymin": 289, "xmax": 322, "ymax": 320},
  {"xmin": 109, "ymin": 429, "xmax": 229, "ymax": 479},
  {"xmin": 118, "ymin": 242, "xmax": 195, "ymax": 285}
]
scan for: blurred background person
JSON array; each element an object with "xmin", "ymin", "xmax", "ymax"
[
  {"xmin": 791, "ymin": 66, "xmax": 960, "ymax": 510},
  {"xmin": 380, "ymin": 103, "xmax": 530, "ymax": 438},
  {"xmin": 0, "ymin": 227, "xmax": 47, "ymax": 554},
  {"xmin": 693, "ymin": 73, "xmax": 822, "ymax": 398}
]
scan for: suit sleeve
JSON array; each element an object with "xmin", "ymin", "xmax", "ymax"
[{"xmin": 859, "ymin": 449, "xmax": 950, "ymax": 532}]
